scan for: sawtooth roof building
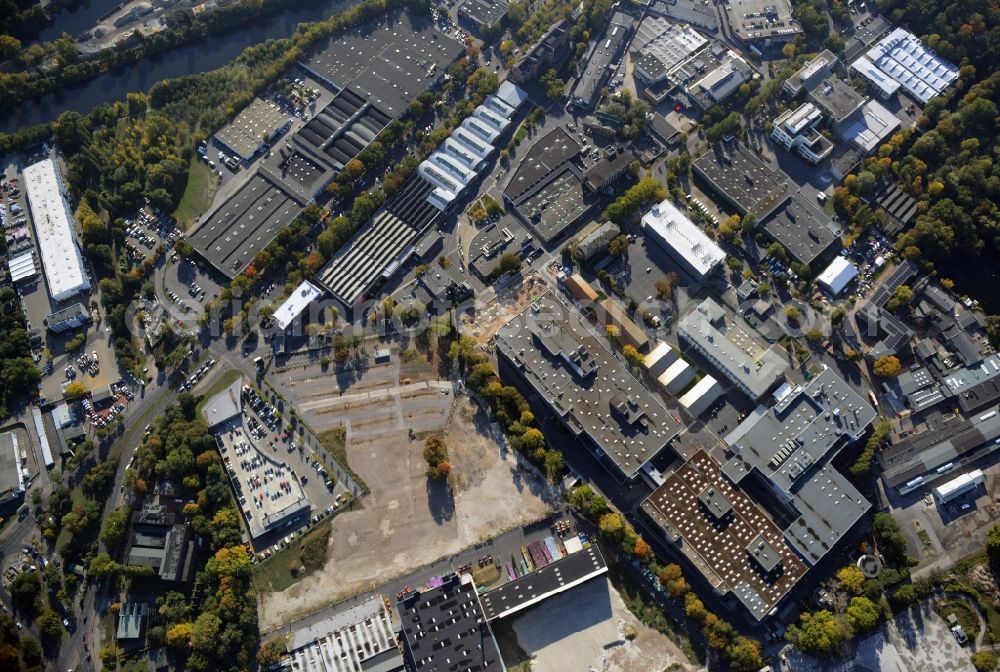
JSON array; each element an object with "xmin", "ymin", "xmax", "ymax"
[
  {"xmin": 852, "ymin": 27, "xmax": 959, "ymax": 104},
  {"xmin": 288, "ymin": 596, "xmax": 404, "ymax": 672},
  {"xmin": 495, "ymin": 295, "xmax": 681, "ymax": 481},
  {"xmin": 23, "ymin": 158, "xmax": 91, "ymax": 302}
]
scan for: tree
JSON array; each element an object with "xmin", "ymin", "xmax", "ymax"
[
  {"xmin": 496, "ymin": 252, "xmax": 522, "ymax": 276},
  {"xmin": 64, "ymin": 381, "xmax": 88, "ymax": 401},
  {"xmin": 684, "ymin": 592, "xmax": 707, "ymax": 622},
  {"xmin": 837, "ymin": 565, "xmax": 865, "ymax": 595},
  {"xmin": 727, "ymin": 636, "xmax": 764, "ymax": 672},
  {"xmin": 655, "ymin": 272, "xmax": 679, "ymax": 301},
  {"xmin": 846, "ymin": 596, "xmax": 880, "ymax": 632},
  {"xmin": 621, "ymin": 344, "xmax": 644, "ymax": 367},
  {"xmin": 972, "ymin": 651, "xmax": 998, "ymax": 672},
  {"xmin": 258, "ymin": 637, "xmax": 286, "ymax": 666},
  {"xmin": 785, "ymin": 305, "xmax": 801, "ymax": 324},
  {"xmin": 986, "ymin": 523, "xmax": 1000, "ymax": 566},
  {"xmin": 789, "ymin": 610, "xmax": 847, "ymax": 657},
  {"xmin": 884, "ymin": 285, "xmax": 913, "ymax": 313},
  {"xmin": 598, "ymin": 513, "xmax": 624, "ymax": 541},
  {"xmin": 873, "ymin": 355, "xmax": 902, "ymax": 377},
  {"xmin": 165, "ymin": 622, "xmax": 193, "ymax": 648},
  {"xmin": 873, "ymin": 512, "xmax": 909, "ymax": 566},
  {"xmin": 540, "ymin": 68, "xmax": 565, "ymax": 100},
  {"xmin": 543, "ymin": 450, "xmax": 563, "ymax": 482},
  {"xmin": 36, "ymin": 608, "xmax": 63, "ymax": 642},
  {"xmin": 608, "ymin": 235, "xmax": 629, "ymax": 257},
  {"xmin": 10, "ymin": 571, "xmax": 41, "ymax": 613},
  {"xmin": 100, "ymin": 506, "xmax": 130, "ymax": 546}
]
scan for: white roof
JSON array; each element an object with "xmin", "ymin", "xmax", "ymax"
[
  {"xmin": 933, "ymin": 469, "xmax": 985, "ymax": 499},
  {"xmin": 836, "ymin": 100, "xmax": 901, "ymax": 154},
  {"xmin": 865, "ymin": 27, "xmax": 959, "ymax": 103},
  {"xmin": 496, "ymin": 81, "xmax": 530, "ymax": 110},
  {"xmin": 642, "ymin": 198, "xmax": 725, "ymax": 278},
  {"xmin": 817, "ymin": 256, "xmax": 859, "ymax": 296},
  {"xmin": 273, "ymin": 280, "xmax": 322, "ymax": 330},
  {"xmin": 8, "ymin": 251, "xmax": 37, "ymax": 283},
  {"xmin": 679, "ymin": 374, "xmax": 722, "ymax": 410},
  {"xmin": 851, "ymin": 55, "xmax": 901, "ymax": 97},
  {"xmin": 658, "ymin": 358, "xmax": 693, "ymax": 389},
  {"xmin": 23, "ymin": 159, "xmax": 90, "ymax": 301}
]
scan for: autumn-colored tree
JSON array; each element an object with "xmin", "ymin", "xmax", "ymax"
[{"xmin": 633, "ymin": 538, "xmax": 651, "ymax": 559}]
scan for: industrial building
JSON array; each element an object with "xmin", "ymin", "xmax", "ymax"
[
  {"xmin": 272, "ymin": 280, "xmax": 323, "ymax": 332},
  {"xmin": 23, "ymin": 158, "xmax": 91, "ymax": 302},
  {"xmin": 479, "ymin": 544, "xmax": 608, "ymax": 620},
  {"xmin": 116, "ymin": 602, "xmax": 147, "ymax": 641},
  {"xmin": 214, "ymin": 98, "xmax": 290, "ymax": 162},
  {"xmin": 758, "ymin": 194, "xmax": 841, "ymax": 268},
  {"xmin": 640, "ymin": 198, "xmax": 725, "ymax": 281},
  {"xmin": 693, "ymin": 142, "xmax": 789, "ymax": 219},
  {"xmin": 879, "ymin": 406, "xmax": 1000, "ymax": 496},
  {"xmin": 816, "ymin": 256, "xmax": 859, "ymax": 296},
  {"xmin": 456, "ymin": 0, "xmax": 507, "ymax": 34},
  {"xmin": 398, "ymin": 574, "xmax": 504, "ymax": 672},
  {"xmin": 288, "ymin": 596, "xmax": 404, "ymax": 672},
  {"xmin": 771, "ymin": 102, "xmax": 834, "ymax": 164},
  {"xmin": 835, "ymin": 100, "xmax": 901, "ymax": 155},
  {"xmin": 933, "ymin": 469, "xmax": 985, "ymax": 504},
  {"xmin": 646, "ymin": 0, "xmax": 718, "ymax": 33},
  {"xmin": 316, "ymin": 176, "xmax": 441, "ymax": 305},
  {"xmin": 643, "ymin": 368, "xmax": 876, "ymax": 621},
  {"xmin": 644, "ymin": 340, "xmax": 679, "ymax": 377},
  {"xmin": 124, "ymin": 502, "xmax": 197, "ymax": 583},
  {"xmin": 678, "ymin": 374, "xmax": 723, "ymax": 416},
  {"xmin": 677, "ymin": 297, "xmax": 789, "ymax": 402},
  {"xmin": 495, "ymin": 296, "xmax": 681, "ymax": 481},
  {"xmin": 191, "ymin": 10, "xmax": 465, "ymax": 278},
  {"xmin": 46, "ymin": 302, "xmax": 91, "ymax": 333},
  {"xmin": 569, "ymin": 12, "xmax": 634, "ymax": 110},
  {"xmin": 855, "ymin": 260, "xmax": 916, "ymax": 358},
  {"xmin": 630, "ymin": 18, "xmax": 707, "ymax": 85},
  {"xmin": 503, "ymin": 128, "xmax": 592, "ymax": 243},
  {"xmin": 685, "ymin": 48, "xmax": 757, "ymax": 111},
  {"xmin": 852, "ymin": 27, "xmax": 959, "ymax": 104},
  {"xmin": 0, "ymin": 432, "xmax": 26, "ymax": 505}
]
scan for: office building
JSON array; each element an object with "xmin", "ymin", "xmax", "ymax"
[
  {"xmin": 770, "ymin": 102, "xmax": 834, "ymax": 164},
  {"xmin": 677, "ymin": 297, "xmax": 789, "ymax": 401},
  {"xmin": 641, "ymin": 198, "xmax": 725, "ymax": 281}
]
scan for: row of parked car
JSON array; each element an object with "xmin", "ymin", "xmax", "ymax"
[{"xmin": 178, "ymin": 357, "xmax": 215, "ymax": 391}]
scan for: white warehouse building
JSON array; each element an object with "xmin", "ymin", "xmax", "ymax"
[
  {"xmin": 933, "ymin": 469, "xmax": 985, "ymax": 504},
  {"xmin": 24, "ymin": 158, "xmax": 91, "ymax": 302},
  {"xmin": 641, "ymin": 198, "xmax": 725, "ymax": 281}
]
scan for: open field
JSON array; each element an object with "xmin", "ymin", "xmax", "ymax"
[
  {"xmin": 253, "ymin": 522, "xmax": 331, "ymax": 593},
  {"xmin": 257, "ymin": 389, "xmax": 558, "ymax": 630},
  {"xmin": 510, "ymin": 577, "xmax": 703, "ymax": 672},
  {"xmin": 173, "ymin": 156, "xmax": 219, "ymax": 228}
]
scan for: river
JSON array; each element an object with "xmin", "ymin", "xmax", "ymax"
[{"xmin": 1, "ymin": 0, "xmax": 354, "ymax": 134}]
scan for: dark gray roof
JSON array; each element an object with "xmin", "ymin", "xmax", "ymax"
[
  {"xmin": 694, "ymin": 142, "xmax": 789, "ymax": 218},
  {"xmin": 504, "ymin": 127, "xmax": 581, "ymax": 202},
  {"xmin": 759, "ymin": 194, "xmax": 841, "ymax": 267},
  {"xmin": 570, "ymin": 13, "xmax": 634, "ymax": 108},
  {"xmin": 457, "ymin": 0, "xmax": 507, "ymax": 28},
  {"xmin": 478, "ymin": 545, "xmax": 608, "ymax": 620},
  {"xmin": 398, "ymin": 574, "xmax": 503, "ymax": 672},
  {"xmin": 808, "ymin": 76, "xmax": 866, "ymax": 123},
  {"xmin": 495, "ymin": 295, "xmax": 680, "ymax": 479}
]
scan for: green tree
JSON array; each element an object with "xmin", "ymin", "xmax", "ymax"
[
  {"xmin": 789, "ymin": 610, "xmax": 847, "ymax": 657},
  {"xmin": 36, "ymin": 608, "xmax": 64, "ymax": 642},
  {"xmin": 608, "ymin": 235, "xmax": 629, "ymax": 257},
  {"xmin": 873, "ymin": 512, "xmax": 909, "ymax": 566},
  {"xmin": 496, "ymin": 252, "xmax": 522, "ymax": 276},
  {"xmin": 986, "ymin": 523, "xmax": 1000, "ymax": 566},
  {"xmin": 972, "ymin": 651, "xmax": 998, "ymax": 672},
  {"xmin": 727, "ymin": 635, "xmax": 764, "ymax": 672},
  {"xmin": 846, "ymin": 596, "xmax": 880, "ymax": 632},
  {"xmin": 837, "ymin": 565, "xmax": 865, "ymax": 595},
  {"xmin": 873, "ymin": 355, "xmax": 902, "ymax": 377}
]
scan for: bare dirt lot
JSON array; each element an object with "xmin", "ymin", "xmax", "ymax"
[
  {"xmin": 257, "ymin": 393, "xmax": 559, "ymax": 631},
  {"xmin": 510, "ymin": 577, "xmax": 704, "ymax": 672},
  {"xmin": 461, "ymin": 274, "xmax": 548, "ymax": 344}
]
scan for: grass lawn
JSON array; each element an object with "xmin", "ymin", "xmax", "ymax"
[
  {"xmin": 173, "ymin": 156, "xmax": 220, "ymax": 229},
  {"xmin": 195, "ymin": 367, "xmax": 243, "ymax": 415},
  {"xmin": 54, "ymin": 486, "xmax": 89, "ymax": 550},
  {"xmin": 317, "ymin": 425, "xmax": 369, "ymax": 493},
  {"xmin": 472, "ymin": 563, "xmax": 501, "ymax": 588},
  {"xmin": 933, "ymin": 597, "xmax": 981, "ymax": 639},
  {"xmin": 252, "ymin": 522, "xmax": 331, "ymax": 593}
]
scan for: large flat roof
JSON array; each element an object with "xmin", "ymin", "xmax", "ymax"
[
  {"xmin": 836, "ymin": 99, "xmax": 901, "ymax": 154},
  {"xmin": 570, "ymin": 13, "xmax": 634, "ymax": 108},
  {"xmin": 641, "ymin": 450, "xmax": 808, "ymax": 621},
  {"xmin": 504, "ymin": 127, "xmax": 581, "ymax": 202},
  {"xmin": 759, "ymin": 194, "xmax": 840, "ymax": 267},
  {"xmin": 807, "ymin": 76, "xmax": 865, "ymax": 123},
  {"xmin": 301, "ymin": 10, "xmax": 465, "ymax": 118},
  {"xmin": 479, "ymin": 544, "xmax": 608, "ymax": 620},
  {"xmin": 693, "ymin": 142, "xmax": 788, "ymax": 218},
  {"xmin": 23, "ymin": 158, "xmax": 90, "ymax": 301},
  {"xmin": 641, "ymin": 198, "xmax": 725, "ymax": 279},
  {"xmin": 495, "ymin": 295, "xmax": 680, "ymax": 479},
  {"xmin": 729, "ymin": 0, "xmax": 801, "ymax": 44},
  {"xmin": 721, "ymin": 367, "xmax": 876, "ymax": 565},
  {"xmin": 677, "ymin": 297, "xmax": 789, "ymax": 400},
  {"xmin": 289, "ymin": 596, "xmax": 403, "ymax": 672},
  {"xmin": 398, "ymin": 574, "xmax": 503, "ymax": 672},
  {"xmin": 0, "ymin": 432, "xmax": 24, "ymax": 499},
  {"xmin": 189, "ymin": 173, "xmax": 300, "ymax": 277},
  {"xmin": 215, "ymin": 98, "xmax": 289, "ymax": 161}
]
